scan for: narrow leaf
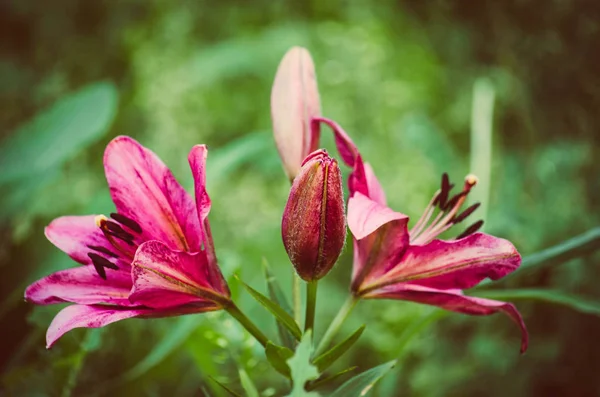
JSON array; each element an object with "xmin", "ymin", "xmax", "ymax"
[
  {"xmin": 313, "ymin": 325, "xmax": 365, "ymax": 372},
  {"xmin": 239, "ymin": 369, "xmax": 260, "ymax": 397},
  {"xmin": 330, "ymin": 360, "xmax": 397, "ymax": 397},
  {"xmin": 266, "ymin": 341, "xmax": 294, "ymax": 377},
  {"xmin": 236, "ymin": 276, "xmax": 302, "ymax": 341},
  {"xmin": 475, "ymin": 289, "xmax": 600, "ymax": 316},
  {"xmin": 263, "ymin": 259, "xmax": 296, "ymax": 349},
  {"xmin": 306, "ymin": 366, "xmax": 358, "ymax": 391},
  {"xmin": 209, "ymin": 376, "xmax": 242, "ymax": 397}
]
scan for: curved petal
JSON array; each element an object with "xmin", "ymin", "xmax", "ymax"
[
  {"xmin": 129, "ymin": 241, "xmax": 229, "ymax": 310},
  {"xmin": 364, "ymin": 284, "xmax": 528, "ymax": 353},
  {"xmin": 348, "ymin": 193, "xmax": 410, "ymax": 291},
  {"xmin": 188, "ymin": 145, "xmax": 216, "ymax": 264},
  {"xmin": 46, "ymin": 305, "xmax": 149, "ymax": 348},
  {"xmin": 104, "ymin": 136, "xmax": 202, "ymax": 252},
  {"xmin": 45, "ymin": 215, "xmax": 116, "ymax": 266},
  {"xmin": 316, "ymin": 117, "xmax": 359, "ymax": 167},
  {"xmin": 25, "ymin": 266, "xmax": 134, "ymax": 306},
  {"xmin": 378, "ymin": 233, "xmax": 520, "ymax": 290},
  {"xmin": 364, "ymin": 162, "xmax": 387, "ymax": 206}
]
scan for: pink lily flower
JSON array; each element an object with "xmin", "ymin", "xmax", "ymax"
[
  {"xmin": 316, "ymin": 117, "xmax": 528, "ymax": 353},
  {"xmin": 25, "ymin": 136, "xmax": 230, "ymax": 348}
]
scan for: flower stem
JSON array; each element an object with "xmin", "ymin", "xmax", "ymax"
[
  {"xmin": 225, "ymin": 302, "xmax": 269, "ymax": 347},
  {"xmin": 315, "ymin": 295, "xmax": 358, "ymax": 356},
  {"xmin": 304, "ymin": 281, "xmax": 318, "ymax": 333},
  {"xmin": 293, "ymin": 273, "xmax": 302, "ymax": 324}
]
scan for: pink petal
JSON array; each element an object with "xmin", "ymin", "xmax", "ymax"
[
  {"xmin": 45, "ymin": 215, "xmax": 118, "ymax": 266},
  {"xmin": 364, "ymin": 162, "xmax": 387, "ymax": 206},
  {"xmin": 103, "ymin": 136, "xmax": 202, "ymax": 252},
  {"xmin": 348, "ymin": 193, "xmax": 410, "ymax": 291},
  {"xmin": 364, "ymin": 284, "xmax": 528, "ymax": 353},
  {"xmin": 129, "ymin": 240, "xmax": 229, "ymax": 310},
  {"xmin": 188, "ymin": 145, "xmax": 216, "ymax": 264},
  {"xmin": 271, "ymin": 47, "xmax": 321, "ymax": 180},
  {"xmin": 25, "ymin": 266, "xmax": 134, "ymax": 306},
  {"xmin": 46, "ymin": 305, "xmax": 149, "ymax": 348},
  {"xmin": 380, "ymin": 233, "xmax": 521, "ymax": 290},
  {"xmin": 348, "ymin": 193, "xmax": 408, "ymax": 240}
]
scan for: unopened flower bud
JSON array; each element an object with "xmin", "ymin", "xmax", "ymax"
[
  {"xmin": 271, "ymin": 47, "xmax": 322, "ymax": 181},
  {"xmin": 282, "ymin": 150, "xmax": 346, "ymax": 281}
]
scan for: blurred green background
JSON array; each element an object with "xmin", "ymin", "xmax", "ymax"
[{"xmin": 1, "ymin": 0, "xmax": 599, "ymax": 396}]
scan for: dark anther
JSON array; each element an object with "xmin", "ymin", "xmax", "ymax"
[
  {"xmin": 443, "ymin": 191, "xmax": 467, "ymax": 211},
  {"xmin": 452, "ymin": 203, "xmax": 481, "ymax": 224},
  {"xmin": 456, "ymin": 220, "xmax": 484, "ymax": 239},
  {"xmin": 86, "ymin": 245, "xmax": 119, "ymax": 258},
  {"xmin": 110, "ymin": 213, "xmax": 142, "ymax": 234},
  {"xmin": 88, "ymin": 252, "xmax": 119, "ymax": 280},
  {"xmin": 438, "ymin": 173, "xmax": 451, "ymax": 209},
  {"xmin": 103, "ymin": 221, "xmax": 135, "ymax": 244}
]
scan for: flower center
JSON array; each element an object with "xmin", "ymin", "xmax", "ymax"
[
  {"xmin": 409, "ymin": 173, "xmax": 483, "ymax": 245},
  {"xmin": 86, "ymin": 213, "xmax": 143, "ymax": 279}
]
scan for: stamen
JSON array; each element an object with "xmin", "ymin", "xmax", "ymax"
[
  {"xmin": 104, "ymin": 221, "xmax": 135, "ymax": 241},
  {"xmin": 411, "ymin": 174, "xmax": 480, "ymax": 245},
  {"xmin": 86, "ymin": 245, "xmax": 119, "ymax": 258},
  {"xmin": 452, "ymin": 202, "xmax": 481, "ymax": 224},
  {"xmin": 88, "ymin": 252, "xmax": 119, "ymax": 280},
  {"xmin": 410, "ymin": 189, "xmax": 440, "ymax": 237},
  {"xmin": 110, "ymin": 213, "xmax": 142, "ymax": 234},
  {"xmin": 438, "ymin": 173, "xmax": 451, "ymax": 209},
  {"xmin": 95, "ymin": 214, "xmax": 137, "ymax": 259},
  {"xmin": 456, "ymin": 220, "xmax": 484, "ymax": 239}
]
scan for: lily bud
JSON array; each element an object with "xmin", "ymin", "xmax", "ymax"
[
  {"xmin": 271, "ymin": 47, "xmax": 321, "ymax": 181},
  {"xmin": 282, "ymin": 150, "xmax": 346, "ymax": 281}
]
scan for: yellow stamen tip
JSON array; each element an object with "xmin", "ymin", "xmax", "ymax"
[
  {"xmin": 465, "ymin": 174, "xmax": 478, "ymax": 186},
  {"xmin": 94, "ymin": 215, "xmax": 108, "ymax": 227}
]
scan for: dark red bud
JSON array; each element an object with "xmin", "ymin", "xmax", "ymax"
[{"xmin": 281, "ymin": 150, "xmax": 346, "ymax": 281}]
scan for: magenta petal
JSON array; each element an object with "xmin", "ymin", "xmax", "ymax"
[
  {"xmin": 25, "ymin": 266, "xmax": 134, "ymax": 306},
  {"xmin": 348, "ymin": 193, "xmax": 410, "ymax": 289},
  {"xmin": 130, "ymin": 241, "xmax": 229, "ymax": 309},
  {"xmin": 383, "ymin": 233, "xmax": 521, "ymax": 290},
  {"xmin": 45, "ymin": 215, "xmax": 116, "ymax": 266},
  {"xmin": 46, "ymin": 305, "xmax": 149, "ymax": 348},
  {"xmin": 363, "ymin": 162, "xmax": 387, "ymax": 206},
  {"xmin": 104, "ymin": 136, "xmax": 202, "ymax": 252},
  {"xmin": 315, "ymin": 117, "xmax": 359, "ymax": 167},
  {"xmin": 365, "ymin": 284, "xmax": 528, "ymax": 353}
]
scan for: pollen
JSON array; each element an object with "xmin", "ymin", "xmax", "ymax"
[
  {"xmin": 465, "ymin": 174, "xmax": 479, "ymax": 186},
  {"xmin": 94, "ymin": 215, "xmax": 109, "ymax": 227}
]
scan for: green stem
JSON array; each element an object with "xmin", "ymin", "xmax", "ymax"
[
  {"xmin": 293, "ymin": 273, "xmax": 302, "ymax": 325},
  {"xmin": 315, "ymin": 295, "xmax": 358, "ymax": 356},
  {"xmin": 225, "ymin": 303, "xmax": 269, "ymax": 347},
  {"xmin": 305, "ymin": 281, "xmax": 318, "ymax": 333}
]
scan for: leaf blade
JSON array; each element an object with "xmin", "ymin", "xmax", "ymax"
[
  {"xmin": 330, "ymin": 360, "xmax": 397, "ymax": 397},
  {"xmin": 313, "ymin": 325, "xmax": 365, "ymax": 372},
  {"xmin": 236, "ymin": 276, "xmax": 302, "ymax": 341}
]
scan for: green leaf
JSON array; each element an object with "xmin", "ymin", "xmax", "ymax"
[
  {"xmin": 306, "ymin": 367, "xmax": 358, "ymax": 392},
  {"xmin": 236, "ymin": 276, "xmax": 302, "ymax": 341},
  {"xmin": 265, "ymin": 341, "xmax": 294, "ymax": 377},
  {"xmin": 475, "ymin": 289, "xmax": 600, "ymax": 316},
  {"xmin": 239, "ymin": 369, "xmax": 260, "ymax": 397},
  {"xmin": 313, "ymin": 325, "xmax": 365, "ymax": 372},
  {"xmin": 285, "ymin": 331, "xmax": 321, "ymax": 397},
  {"xmin": 329, "ymin": 360, "xmax": 397, "ymax": 397},
  {"xmin": 0, "ymin": 81, "xmax": 118, "ymax": 185},
  {"xmin": 263, "ymin": 259, "xmax": 296, "ymax": 349},
  {"xmin": 209, "ymin": 376, "xmax": 242, "ymax": 397}
]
